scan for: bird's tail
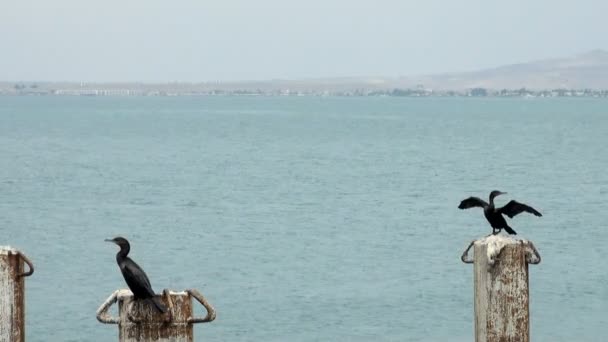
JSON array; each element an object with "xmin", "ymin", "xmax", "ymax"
[
  {"xmin": 504, "ymin": 225, "xmax": 517, "ymax": 235},
  {"xmin": 148, "ymin": 297, "xmax": 168, "ymax": 314}
]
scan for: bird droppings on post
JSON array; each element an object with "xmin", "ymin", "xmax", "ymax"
[
  {"xmin": 478, "ymin": 234, "xmax": 515, "ymax": 266},
  {"xmin": 0, "ymin": 246, "xmax": 18, "ymax": 254},
  {"xmin": 466, "ymin": 235, "xmax": 542, "ymax": 268}
]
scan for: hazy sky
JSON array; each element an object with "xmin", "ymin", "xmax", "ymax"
[{"xmin": 1, "ymin": 0, "xmax": 606, "ymax": 82}]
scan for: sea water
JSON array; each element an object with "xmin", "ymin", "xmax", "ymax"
[{"xmin": 1, "ymin": 96, "xmax": 607, "ymax": 341}]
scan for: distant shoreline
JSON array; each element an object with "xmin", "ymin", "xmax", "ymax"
[
  {"xmin": 4, "ymin": 50, "xmax": 608, "ymax": 98},
  {"xmin": 2, "ymin": 93, "xmax": 607, "ymax": 98},
  {"xmin": 1, "ymin": 86, "xmax": 607, "ymax": 98}
]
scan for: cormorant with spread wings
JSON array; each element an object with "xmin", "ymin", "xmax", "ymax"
[{"xmin": 458, "ymin": 190, "xmax": 542, "ymax": 235}]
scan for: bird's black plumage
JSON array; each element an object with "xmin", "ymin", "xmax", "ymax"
[
  {"xmin": 105, "ymin": 237, "xmax": 167, "ymax": 313},
  {"xmin": 458, "ymin": 190, "xmax": 542, "ymax": 235}
]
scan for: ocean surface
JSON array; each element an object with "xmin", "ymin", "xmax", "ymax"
[{"xmin": 1, "ymin": 96, "xmax": 607, "ymax": 341}]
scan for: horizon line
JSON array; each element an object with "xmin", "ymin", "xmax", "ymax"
[{"xmin": 2, "ymin": 48, "xmax": 607, "ymax": 85}]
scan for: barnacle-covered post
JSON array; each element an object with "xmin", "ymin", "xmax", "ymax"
[
  {"xmin": 0, "ymin": 246, "xmax": 34, "ymax": 342},
  {"xmin": 461, "ymin": 235, "xmax": 541, "ymax": 342},
  {"xmin": 97, "ymin": 288, "xmax": 215, "ymax": 342}
]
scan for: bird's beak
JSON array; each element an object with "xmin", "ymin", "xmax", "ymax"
[
  {"xmin": 500, "ymin": 192, "xmax": 507, "ymax": 196},
  {"xmin": 104, "ymin": 238, "xmax": 114, "ymax": 243}
]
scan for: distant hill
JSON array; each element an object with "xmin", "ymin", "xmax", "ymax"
[
  {"xmin": 398, "ymin": 49, "xmax": 608, "ymax": 90},
  {"xmin": 225, "ymin": 49, "xmax": 608, "ymax": 92},
  {"xmin": 256, "ymin": 49, "xmax": 608, "ymax": 92},
  {"xmin": 219, "ymin": 49, "xmax": 608, "ymax": 91}
]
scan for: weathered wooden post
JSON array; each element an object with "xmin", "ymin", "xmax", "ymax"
[
  {"xmin": 461, "ymin": 235, "xmax": 541, "ymax": 342},
  {"xmin": 97, "ymin": 288, "xmax": 215, "ymax": 342},
  {"xmin": 0, "ymin": 246, "xmax": 34, "ymax": 342}
]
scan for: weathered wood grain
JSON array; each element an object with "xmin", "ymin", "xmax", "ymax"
[
  {"xmin": 0, "ymin": 247, "xmax": 26, "ymax": 342},
  {"xmin": 472, "ymin": 235, "xmax": 537, "ymax": 342}
]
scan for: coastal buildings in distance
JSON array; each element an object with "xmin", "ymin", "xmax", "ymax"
[
  {"xmin": 4, "ymin": 51, "xmax": 607, "ymax": 97},
  {"xmin": 2, "ymin": 82, "xmax": 607, "ymax": 98}
]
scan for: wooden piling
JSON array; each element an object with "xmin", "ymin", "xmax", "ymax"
[
  {"xmin": 0, "ymin": 246, "xmax": 34, "ymax": 342},
  {"xmin": 462, "ymin": 235, "xmax": 540, "ymax": 342},
  {"xmin": 97, "ymin": 288, "xmax": 215, "ymax": 342}
]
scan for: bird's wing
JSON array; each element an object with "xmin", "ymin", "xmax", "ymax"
[
  {"xmin": 458, "ymin": 197, "xmax": 488, "ymax": 209},
  {"xmin": 121, "ymin": 258, "xmax": 156, "ymax": 298},
  {"xmin": 499, "ymin": 200, "xmax": 542, "ymax": 218}
]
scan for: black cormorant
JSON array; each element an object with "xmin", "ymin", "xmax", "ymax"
[
  {"xmin": 458, "ymin": 190, "xmax": 542, "ymax": 235},
  {"xmin": 105, "ymin": 236, "xmax": 167, "ymax": 313}
]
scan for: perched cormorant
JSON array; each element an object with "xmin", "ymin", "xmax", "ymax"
[
  {"xmin": 458, "ymin": 190, "xmax": 542, "ymax": 235},
  {"xmin": 105, "ymin": 237, "xmax": 167, "ymax": 313}
]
